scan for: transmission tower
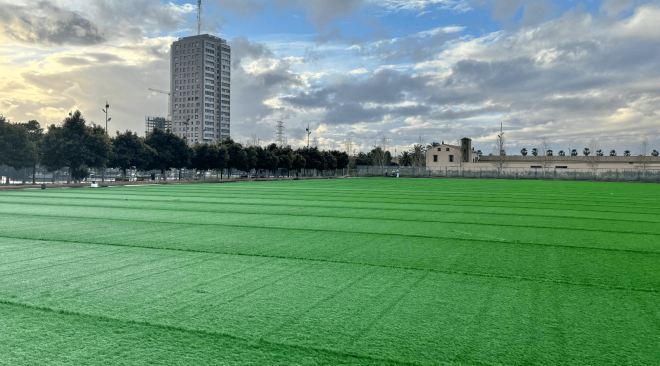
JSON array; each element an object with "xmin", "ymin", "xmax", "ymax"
[
  {"xmin": 197, "ymin": 0, "xmax": 202, "ymax": 35},
  {"xmin": 276, "ymin": 121, "xmax": 285, "ymax": 147}
]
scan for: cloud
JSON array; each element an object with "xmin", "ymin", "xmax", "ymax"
[
  {"xmin": 0, "ymin": 0, "xmax": 196, "ymax": 47},
  {"xmin": 0, "ymin": 1, "xmax": 105, "ymax": 46},
  {"xmin": 347, "ymin": 26, "xmax": 463, "ymax": 62}
]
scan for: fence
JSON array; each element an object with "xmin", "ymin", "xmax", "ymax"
[
  {"xmin": 0, "ymin": 165, "xmax": 351, "ymax": 185},
  {"xmin": 356, "ymin": 165, "xmax": 660, "ymax": 183},
  {"xmin": 5, "ymin": 165, "xmax": 660, "ymax": 185}
]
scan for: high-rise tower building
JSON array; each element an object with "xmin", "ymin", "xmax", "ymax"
[{"xmin": 169, "ymin": 34, "xmax": 231, "ymax": 145}]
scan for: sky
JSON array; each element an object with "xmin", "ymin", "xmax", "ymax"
[{"xmin": 1, "ymin": 0, "xmax": 659, "ymax": 155}]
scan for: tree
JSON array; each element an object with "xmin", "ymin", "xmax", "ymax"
[
  {"xmin": 610, "ymin": 150, "xmax": 617, "ymax": 156},
  {"xmin": 0, "ymin": 117, "xmax": 37, "ymax": 183},
  {"xmin": 637, "ymin": 136, "xmax": 652, "ymax": 171},
  {"xmin": 244, "ymin": 145, "xmax": 259, "ymax": 175},
  {"xmin": 273, "ymin": 144, "xmax": 294, "ymax": 174},
  {"xmin": 254, "ymin": 145, "xmax": 278, "ymax": 176},
  {"xmin": 109, "ymin": 130, "xmax": 155, "ymax": 180},
  {"xmin": 330, "ymin": 150, "xmax": 349, "ymax": 171},
  {"xmin": 221, "ymin": 138, "xmax": 248, "ymax": 177},
  {"xmin": 40, "ymin": 111, "xmax": 111, "ymax": 183},
  {"xmin": 570, "ymin": 149, "xmax": 578, "ymax": 156},
  {"xmin": 492, "ymin": 130, "xmax": 509, "ymax": 173},
  {"xmin": 558, "ymin": 150, "xmax": 565, "ymax": 156},
  {"xmin": 191, "ymin": 143, "xmax": 219, "ymax": 179},
  {"xmin": 145, "ymin": 128, "xmax": 189, "ymax": 181},
  {"xmin": 291, "ymin": 153, "xmax": 306, "ymax": 175},
  {"xmin": 343, "ymin": 138, "xmax": 355, "ymax": 169},
  {"xmin": 298, "ymin": 147, "xmax": 325, "ymax": 173},
  {"xmin": 21, "ymin": 120, "xmax": 43, "ymax": 184},
  {"xmin": 426, "ymin": 142, "xmax": 441, "ymax": 150},
  {"xmin": 520, "ymin": 148, "xmax": 528, "ymax": 156},
  {"xmin": 355, "ymin": 151, "xmax": 371, "ymax": 166},
  {"xmin": 323, "ymin": 150, "xmax": 337, "ymax": 173},
  {"xmin": 399, "ymin": 151, "xmax": 412, "ymax": 166},
  {"xmin": 214, "ymin": 145, "xmax": 229, "ymax": 178},
  {"xmin": 596, "ymin": 149, "xmax": 603, "ymax": 156},
  {"xmin": 538, "ymin": 136, "xmax": 553, "ymax": 171},
  {"xmin": 531, "ymin": 148, "xmax": 538, "ymax": 156},
  {"xmin": 624, "ymin": 150, "xmax": 631, "ymax": 156},
  {"xmin": 585, "ymin": 138, "xmax": 600, "ymax": 173},
  {"xmin": 371, "ymin": 136, "xmax": 391, "ymax": 167},
  {"xmin": 652, "ymin": 150, "xmax": 659, "ymax": 157}
]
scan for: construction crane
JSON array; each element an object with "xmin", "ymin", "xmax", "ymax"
[{"xmin": 148, "ymin": 88, "xmax": 171, "ymax": 129}]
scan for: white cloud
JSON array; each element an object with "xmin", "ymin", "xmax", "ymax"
[{"xmin": 348, "ymin": 68, "xmax": 369, "ymax": 75}]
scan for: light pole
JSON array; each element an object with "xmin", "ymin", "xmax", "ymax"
[
  {"xmin": 102, "ymin": 102, "xmax": 111, "ymax": 135},
  {"xmin": 306, "ymin": 124, "xmax": 311, "ymax": 148},
  {"xmin": 180, "ymin": 118, "xmax": 191, "ymax": 180},
  {"xmin": 101, "ymin": 102, "xmax": 111, "ymax": 182}
]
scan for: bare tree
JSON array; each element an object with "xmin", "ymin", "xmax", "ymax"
[
  {"xmin": 637, "ymin": 136, "xmax": 652, "ymax": 172},
  {"xmin": 312, "ymin": 137, "xmax": 319, "ymax": 148},
  {"xmin": 586, "ymin": 138, "xmax": 600, "ymax": 173},
  {"xmin": 538, "ymin": 136, "xmax": 553, "ymax": 172},
  {"xmin": 343, "ymin": 137, "xmax": 355, "ymax": 168},
  {"xmin": 246, "ymin": 134, "xmax": 260, "ymax": 147},
  {"xmin": 491, "ymin": 128, "xmax": 509, "ymax": 173},
  {"xmin": 379, "ymin": 135, "xmax": 390, "ymax": 167}
]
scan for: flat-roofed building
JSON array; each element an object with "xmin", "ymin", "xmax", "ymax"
[
  {"xmin": 426, "ymin": 138, "xmax": 660, "ymax": 170},
  {"xmin": 169, "ymin": 34, "xmax": 231, "ymax": 145}
]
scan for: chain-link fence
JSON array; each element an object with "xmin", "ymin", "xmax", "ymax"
[
  {"xmin": 356, "ymin": 165, "xmax": 660, "ymax": 182},
  {"xmin": 0, "ymin": 165, "xmax": 354, "ymax": 185}
]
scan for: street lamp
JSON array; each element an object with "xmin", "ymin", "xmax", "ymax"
[
  {"xmin": 306, "ymin": 124, "xmax": 311, "ymax": 148},
  {"xmin": 101, "ymin": 102, "xmax": 111, "ymax": 135},
  {"xmin": 100, "ymin": 102, "xmax": 111, "ymax": 183}
]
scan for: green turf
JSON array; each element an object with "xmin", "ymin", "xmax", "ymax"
[{"xmin": 0, "ymin": 178, "xmax": 659, "ymax": 365}]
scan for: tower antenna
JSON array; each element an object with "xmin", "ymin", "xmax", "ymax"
[
  {"xmin": 276, "ymin": 121, "xmax": 285, "ymax": 147},
  {"xmin": 197, "ymin": 0, "xmax": 202, "ymax": 35}
]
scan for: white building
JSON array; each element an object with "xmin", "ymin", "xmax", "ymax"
[{"xmin": 169, "ymin": 34, "xmax": 231, "ymax": 145}]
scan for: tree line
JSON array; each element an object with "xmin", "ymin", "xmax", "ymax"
[{"xmin": 1, "ymin": 111, "xmax": 349, "ymax": 184}]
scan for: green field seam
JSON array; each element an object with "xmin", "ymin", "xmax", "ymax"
[
  {"xmin": 16, "ymin": 189, "xmax": 660, "ymax": 217},
  {"xmin": 76, "ymin": 183, "xmax": 660, "ymax": 203},
  {"xmin": 76, "ymin": 183, "xmax": 660, "ymax": 206},
  {"xmin": 5, "ymin": 200, "xmax": 660, "ymax": 237},
  {"xmin": 2, "ymin": 235, "xmax": 658, "ymax": 294},
  {"xmin": 0, "ymin": 298, "xmax": 484, "ymax": 366},
  {"xmin": 3, "ymin": 213, "xmax": 658, "ymax": 256},
  {"xmin": 8, "ymin": 193, "xmax": 660, "ymax": 225}
]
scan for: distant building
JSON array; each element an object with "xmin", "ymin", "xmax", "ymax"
[
  {"xmin": 145, "ymin": 116, "xmax": 170, "ymax": 136},
  {"xmin": 426, "ymin": 138, "xmax": 660, "ymax": 170},
  {"xmin": 169, "ymin": 34, "xmax": 231, "ymax": 145}
]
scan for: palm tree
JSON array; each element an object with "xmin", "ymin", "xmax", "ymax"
[
  {"xmin": 558, "ymin": 150, "xmax": 565, "ymax": 156},
  {"xmin": 609, "ymin": 150, "xmax": 616, "ymax": 156},
  {"xmin": 520, "ymin": 148, "xmax": 527, "ymax": 156},
  {"xmin": 399, "ymin": 151, "xmax": 413, "ymax": 166}
]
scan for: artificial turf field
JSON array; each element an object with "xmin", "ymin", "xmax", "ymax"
[{"xmin": 0, "ymin": 178, "xmax": 658, "ymax": 365}]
